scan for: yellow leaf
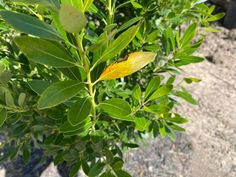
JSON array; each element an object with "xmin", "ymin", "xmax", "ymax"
[{"xmin": 98, "ymin": 52, "xmax": 156, "ymax": 81}]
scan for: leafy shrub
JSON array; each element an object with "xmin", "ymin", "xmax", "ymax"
[{"xmin": 0, "ymin": 0, "xmax": 223, "ymax": 176}]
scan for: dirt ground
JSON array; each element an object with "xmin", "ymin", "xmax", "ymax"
[
  {"xmin": 124, "ymin": 26, "xmax": 236, "ymax": 177},
  {"xmin": 0, "ymin": 26, "xmax": 235, "ymax": 177}
]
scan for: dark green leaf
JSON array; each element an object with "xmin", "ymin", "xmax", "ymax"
[
  {"xmin": 22, "ymin": 144, "xmax": 30, "ymax": 164},
  {"xmin": 28, "ymin": 80, "xmax": 51, "ymax": 95},
  {"xmin": 15, "ymin": 36, "xmax": 77, "ymax": 68},
  {"xmin": 69, "ymin": 162, "xmax": 81, "ymax": 177},
  {"xmin": 0, "ymin": 108, "xmax": 7, "ymax": 127},
  {"xmin": 68, "ymin": 97, "xmax": 92, "ymax": 126},
  {"xmin": 88, "ymin": 162, "xmax": 105, "ymax": 177},
  {"xmin": 111, "ymin": 157, "xmax": 124, "ymax": 170},
  {"xmin": 0, "ymin": 11, "xmax": 62, "ymax": 41},
  {"xmin": 115, "ymin": 170, "xmax": 132, "ymax": 177},
  {"xmin": 38, "ymin": 81, "xmax": 84, "ymax": 109}
]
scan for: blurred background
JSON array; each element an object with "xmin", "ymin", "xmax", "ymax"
[{"xmin": 0, "ymin": 0, "xmax": 236, "ymax": 177}]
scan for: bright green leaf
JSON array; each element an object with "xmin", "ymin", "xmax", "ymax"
[
  {"xmin": 144, "ymin": 76, "xmax": 161, "ymax": 100},
  {"xmin": 94, "ymin": 24, "xmax": 140, "ymax": 66},
  {"xmin": 148, "ymin": 85, "xmax": 173, "ymax": 101}
]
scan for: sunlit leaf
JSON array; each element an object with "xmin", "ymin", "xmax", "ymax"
[{"xmin": 98, "ymin": 52, "xmax": 156, "ymax": 81}]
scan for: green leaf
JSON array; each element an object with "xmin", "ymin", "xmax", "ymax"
[
  {"xmin": 207, "ymin": 13, "xmax": 225, "ymax": 22},
  {"xmin": 84, "ymin": 0, "xmax": 94, "ymax": 11},
  {"xmin": 99, "ymin": 98, "xmax": 133, "ymax": 121},
  {"xmin": 104, "ymin": 149, "xmax": 114, "ymax": 164},
  {"xmin": 22, "ymin": 144, "xmax": 30, "ymax": 164},
  {"xmin": 18, "ymin": 93, "xmax": 26, "ymax": 107},
  {"xmin": 0, "ymin": 11, "xmax": 62, "ymax": 41},
  {"xmin": 60, "ymin": 117, "xmax": 91, "ymax": 133},
  {"xmin": 180, "ymin": 23, "xmax": 197, "ymax": 47},
  {"xmin": 69, "ymin": 162, "xmax": 81, "ymax": 177},
  {"xmin": 115, "ymin": 170, "xmax": 132, "ymax": 177},
  {"xmin": 132, "ymin": 84, "xmax": 142, "ymax": 102},
  {"xmin": 38, "ymin": 81, "xmax": 84, "ymax": 109},
  {"xmin": 202, "ymin": 27, "xmax": 220, "ymax": 33},
  {"xmin": 175, "ymin": 56, "xmax": 204, "ymax": 66},
  {"xmin": 175, "ymin": 88, "xmax": 198, "ymax": 105},
  {"xmin": 59, "ymin": 4, "xmax": 87, "ymax": 33},
  {"xmin": 158, "ymin": 121, "xmax": 167, "ymax": 138},
  {"xmin": 184, "ymin": 77, "xmax": 201, "ymax": 84},
  {"xmin": 12, "ymin": 0, "xmax": 59, "ymax": 9},
  {"xmin": 88, "ymin": 162, "xmax": 105, "ymax": 177},
  {"xmin": 68, "ymin": 97, "xmax": 92, "ymax": 126},
  {"xmin": 15, "ymin": 36, "xmax": 77, "ymax": 68},
  {"xmin": 167, "ymin": 123, "xmax": 185, "ymax": 132},
  {"xmin": 131, "ymin": 1, "xmax": 143, "ymax": 9},
  {"xmin": 94, "ymin": 24, "xmax": 140, "ymax": 66},
  {"xmin": 144, "ymin": 76, "xmax": 161, "ymax": 100},
  {"xmin": 100, "ymin": 172, "xmax": 116, "ymax": 177},
  {"xmin": 117, "ymin": 17, "xmax": 143, "ymax": 32},
  {"xmin": 28, "ymin": 80, "xmax": 51, "ymax": 95},
  {"xmin": 111, "ymin": 157, "xmax": 124, "ymax": 170},
  {"xmin": 167, "ymin": 114, "xmax": 188, "ymax": 124},
  {"xmin": 134, "ymin": 117, "xmax": 149, "ymax": 132},
  {"xmin": 148, "ymin": 85, "xmax": 173, "ymax": 101},
  {"xmin": 0, "ymin": 108, "xmax": 7, "ymax": 127},
  {"xmin": 5, "ymin": 90, "xmax": 15, "ymax": 107}
]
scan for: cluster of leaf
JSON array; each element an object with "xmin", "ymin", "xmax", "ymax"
[{"xmin": 0, "ymin": 0, "xmax": 223, "ymax": 176}]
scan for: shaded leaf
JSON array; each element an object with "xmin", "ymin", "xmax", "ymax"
[
  {"xmin": 0, "ymin": 11, "xmax": 62, "ymax": 41},
  {"xmin": 15, "ymin": 36, "xmax": 77, "ymax": 68},
  {"xmin": 38, "ymin": 81, "xmax": 84, "ymax": 109},
  {"xmin": 68, "ymin": 97, "xmax": 92, "ymax": 126},
  {"xmin": 28, "ymin": 80, "xmax": 51, "ymax": 95},
  {"xmin": 0, "ymin": 108, "xmax": 7, "ymax": 127}
]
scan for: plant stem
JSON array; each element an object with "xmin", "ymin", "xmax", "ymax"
[
  {"xmin": 108, "ymin": 0, "xmax": 114, "ymax": 25},
  {"xmin": 75, "ymin": 33, "xmax": 97, "ymax": 127}
]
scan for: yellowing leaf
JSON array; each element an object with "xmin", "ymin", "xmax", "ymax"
[{"xmin": 98, "ymin": 52, "xmax": 156, "ymax": 81}]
